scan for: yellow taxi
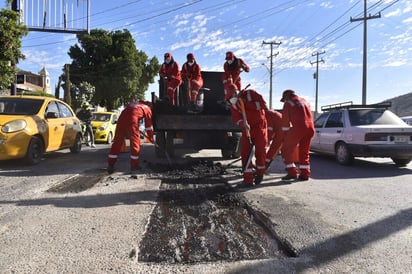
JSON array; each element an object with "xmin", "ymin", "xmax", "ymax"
[
  {"xmin": 0, "ymin": 95, "xmax": 82, "ymax": 164},
  {"xmin": 91, "ymin": 111, "xmax": 118, "ymax": 143}
]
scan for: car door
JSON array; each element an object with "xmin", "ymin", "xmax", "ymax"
[
  {"xmin": 44, "ymin": 101, "xmax": 66, "ymax": 151},
  {"xmin": 311, "ymin": 112, "xmax": 329, "ymax": 151},
  {"xmin": 57, "ymin": 101, "xmax": 77, "ymax": 147},
  {"xmin": 319, "ymin": 111, "xmax": 344, "ymax": 153}
]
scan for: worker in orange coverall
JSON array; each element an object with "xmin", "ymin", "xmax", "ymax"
[
  {"xmin": 181, "ymin": 53, "xmax": 203, "ymax": 111},
  {"xmin": 280, "ymin": 89, "xmax": 315, "ymax": 181},
  {"xmin": 159, "ymin": 52, "xmax": 182, "ymax": 105},
  {"xmin": 225, "ymin": 83, "xmax": 268, "ymax": 188},
  {"xmin": 222, "ymin": 51, "xmax": 250, "ymax": 96},
  {"xmin": 107, "ymin": 101, "xmax": 154, "ymax": 175},
  {"xmin": 265, "ymin": 109, "xmax": 284, "ymax": 169}
]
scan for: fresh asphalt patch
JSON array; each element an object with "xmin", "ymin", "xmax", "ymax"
[
  {"xmin": 46, "ymin": 160, "xmax": 292, "ymax": 263},
  {"xmin": 139, "ymin": 161, "xmax": 290, "ymax": 263}
]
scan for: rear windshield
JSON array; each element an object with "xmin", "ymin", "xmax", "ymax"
[
  {"xmin": 349, "ymin": 109, "xmax": 406, "ymax": 126},
  {"xmin": 92, "ymin": 113, "xmax": 111, "ymax": 122},
  {"xmin": 0, "ymin": 98, "xmax": 44, "ymax": 115}
]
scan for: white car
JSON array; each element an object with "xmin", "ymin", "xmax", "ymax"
[{"xmin": 310, "ymin": 102, "xmax": 412, "ymax": 166}]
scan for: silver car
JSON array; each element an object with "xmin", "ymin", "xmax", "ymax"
[{"xmin": 310, "ymin": 102, "xmax": 412, "ymax": 166}]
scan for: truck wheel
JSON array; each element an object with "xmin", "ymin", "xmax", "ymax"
[
  {"xmin": 221, "ymin": 149, "xmax": 233, "ymax": 159},
  {"xmin": 166, "ymin": 131, "xmax": 175, "ymax": 157},
  {"xmin": 232, "ymin": 141, "xmax": 241, "ymax": 158},
  {"xmin": 155, "ymin": 131, "xmax": 166, "ymax": 158}
]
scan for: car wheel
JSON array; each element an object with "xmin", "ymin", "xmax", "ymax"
[
  {"xmin": 70, "ymin": 133, "xmax": 82, "ymax": 153},
  {"xmin": 106, "ymin": 132, "xmax": 113, "ymax": 144},
  {"xmin": 391, "ymin": 158, "xmax": 411, "ymax": 166},
  {"xmin": 24, "ymin": 136, "xmax": 44, "ymax": 165},
  {"xmin": 335, "ymin": 142, "xmax": 353, "ymax": 165}
]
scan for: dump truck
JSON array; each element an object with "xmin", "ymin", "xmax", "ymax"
[{"xmin": 151, "ymin": 71, "xmax": 241, "ymax": 158}]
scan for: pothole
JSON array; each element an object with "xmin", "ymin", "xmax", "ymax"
[
  {"xmin": 139, "ymin": 161, "xmax": 290, "ymax": 263},
  {"xmin": 46, "ymin": 169, "xmax": 106, "ymax": 193}
]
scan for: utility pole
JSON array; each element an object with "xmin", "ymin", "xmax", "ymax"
[
  {"xmin": 310, "ymin": 51, "xmax": 325, "ymax": 116},
  {"xmin": 262, "ymin": 40, "xmax": 281, "ymax": 109},
  {"xmin": 64, "ymin": 64, "xmax": 71, "ymax": 105},
  {"xmin": 350, "ymin": 0, "xmax": 381, "ymax": 105}
]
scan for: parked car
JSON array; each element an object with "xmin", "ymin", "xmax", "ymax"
[
  {"xmin": 0, "ymin": 95, "xmax": 82, "ymax": 164},
  {"xmin": 400, "ymin": 116, "xmax": 412, "ymax": 125},
  {"xmin": 310, "ymin": 101, "xmax": 412, "ymax": 166},
  {"xmin": 91, "ymin": 111, "xmax": 117, "ymax": 144}
]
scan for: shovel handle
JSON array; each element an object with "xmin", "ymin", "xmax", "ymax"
[{"xmin": 237, "ymin": 98, "xmax": 251, "ymax": 140}]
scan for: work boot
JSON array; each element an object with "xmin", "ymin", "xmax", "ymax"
[
  {"xmin": 298, "ymin": 175, "xmax": 309, "ymax": 181},
  {"xmin": 236, "ymin": 181, "xmax": 255, "ymax": 188},
  {"xmin": 107, "ymin": 164, "xmax": 115, "ymax": 174},
  {"xmin": 281, "ymin": 174, "xmax": 298, "ymax": 181},
  {"xmin": 130, "ymin": 166, "xmax": 141, "ymax": 175},
  {"xmin": 254, "ymin": 174, "xmax": 264, "ymax": 185},
  {"xmin": 91, "ymin": 143, "xmax": 96, "ymax": 148}
]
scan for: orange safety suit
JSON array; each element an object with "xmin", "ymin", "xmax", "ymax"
[
  {"xmin": 281, "ymin": 94, "xmax": 315, "ymax": 179},
  {"xmin": 265, "ymin": 109, "xmax": 284, "ymax": 167},
  {"xmin": 107, "ymin": 101, "xmax": 154, "ymax": 170},
  {"xmin": 181, "ymin": 61, "xmax": 203, "ymax": 104},
  {"xmin": 222, "ymin": 57, "xmax": 250, "ymax": 95},
  {"xmin": 159, "ymin": 59, "xmax": 182, "ymax": 105},
  {"xmin": 230, "ymin": 89, "xmax": 268, "ymax": 185}
]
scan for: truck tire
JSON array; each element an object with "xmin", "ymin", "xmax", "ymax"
[
  {"xmin": 221, "ymin": 149, "xmax": 233, "ymax": 159},
  {"xmin": 155, "ymin": 131, "xmax": 166, "ymax": 158},
  {"xmin": 166, "ymin": 131, "xmax": 175, "ymax": 157}
]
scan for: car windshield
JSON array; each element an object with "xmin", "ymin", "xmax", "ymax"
[
  {"xmin": 0, "ymin": 98, "xmax": 44, "ymax": 115},
  {"xmin": 92, "ymin": 113, "xmax": 111, "ymax": 122},
  {"xmin": 349, "ymin": 109, "xmax": 406, "ymax": 126}
]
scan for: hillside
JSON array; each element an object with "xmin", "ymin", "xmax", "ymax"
[{"xmin": 382, "ymin": 92, "xmax": 412, "ymax": 117}]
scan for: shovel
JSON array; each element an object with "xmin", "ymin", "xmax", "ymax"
[
  {"xmin": 237, "ymin": 97, "xmax": 255, "ymax": 173},
  {"xmin": 141, "ymin": 131, "xmax": 172, "ymax": 166}
]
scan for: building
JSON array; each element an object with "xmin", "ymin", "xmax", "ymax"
[{"xmin": 15, "ymin": 66, "xmax": 51, "ymax": 94}]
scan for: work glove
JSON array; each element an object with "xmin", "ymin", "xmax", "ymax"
[
  {"xmin": 243, "ymin": 65, "xmax": 250, "ymax": 72},
  {"xmin": 146, "ymin": 130, "xmax": 154, "ymax": 143}
]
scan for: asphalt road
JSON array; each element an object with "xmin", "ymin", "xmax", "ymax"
[{"xmin": 0, "ymin": 142, "xmax": 411, "ymax": 273}]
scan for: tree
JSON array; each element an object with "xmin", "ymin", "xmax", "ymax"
[
  {"xmin": 0, "ymin": 2, "xmax": 28, "ymax": 91},
  {"xmin": 67, "ymin": 29, "xmax": 159, "ymax": 110},
  {"xmin": 69, "ymin": 81, "xmax": 95, "ymax": 111}
]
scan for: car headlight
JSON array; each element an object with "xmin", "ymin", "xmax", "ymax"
[
  {"xmin": 98, "ymin": 123, "xmax": 109, "ymax": 131},
  {"xmin": 2, "ymin": 119, "xmax": 27, "ymax": 133}
]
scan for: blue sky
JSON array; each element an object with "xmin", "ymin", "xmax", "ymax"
[{"xmin": 4, "ymin": 0, "xmax": 412, "ymax": 111}]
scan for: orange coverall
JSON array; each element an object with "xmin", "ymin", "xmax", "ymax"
[
  {"xmin": 281, "ymin": 95, "xmax": 315, "ymax": 179},
  {"xmin": 181, "ymin": 61, "xmax": 203, "ymax": 104},
  {"xmin": 107, "ymin": 102, "xmax": 154, "ymax": 170},
  {"xmin": 230, "ymin": 89, "xmax": 268, "ymax": 185},
  {"xmin": 159, "ymin": 60, "xmax": 182, "ymax": 105},
  {"xmin": 222, "ymin": 57, "xmax": 250, "ymax": 95},
  {"xmin": 265, "ymin": 109, "xmax": 284, "ymax": 166}
]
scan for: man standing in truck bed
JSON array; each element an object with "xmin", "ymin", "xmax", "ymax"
[
  {"xmin": 222, "ymin": 51, "xmax": 250, "ymax": 98},
  {"xmin": 181, "ymin": 53, "xmax": 204, "ymax": 112},
  {"xmin": 159, "ymin": 52, "xmax": 182, "ymax": 106}
]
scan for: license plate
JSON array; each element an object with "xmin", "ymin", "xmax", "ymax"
[{"xmin": 394, "ymin": 135, "xmax": 408, "ymax": 143}]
